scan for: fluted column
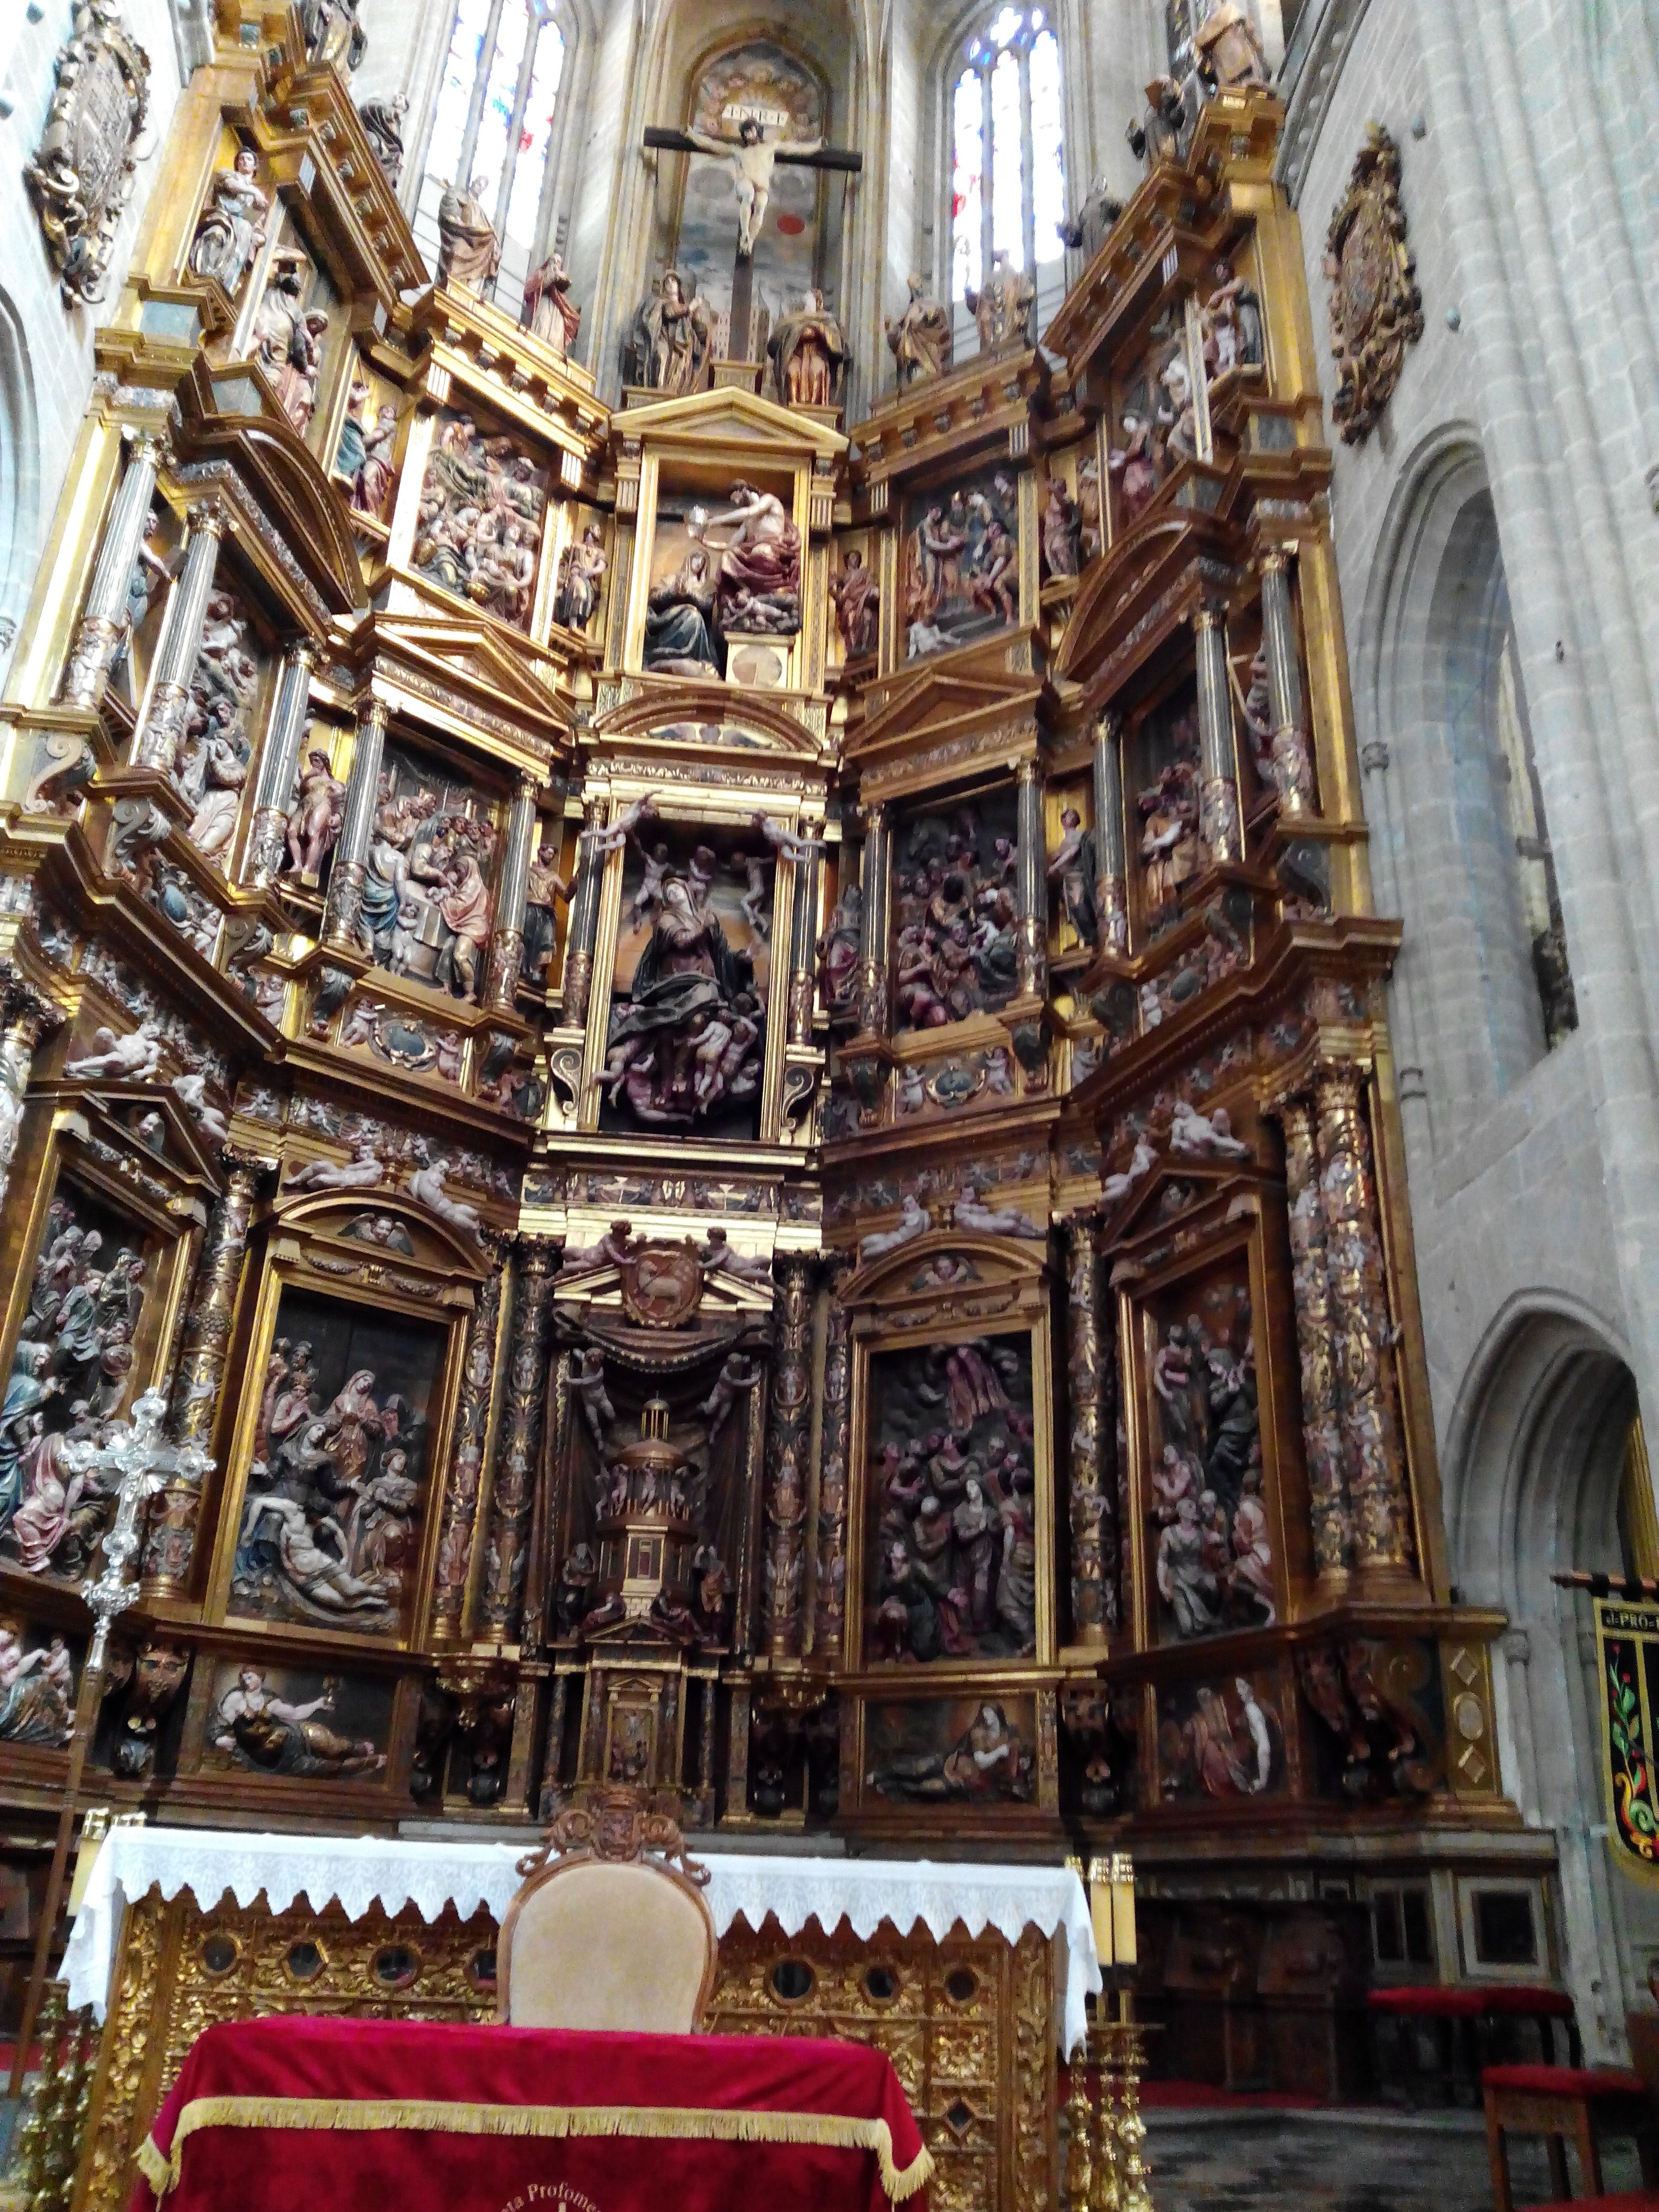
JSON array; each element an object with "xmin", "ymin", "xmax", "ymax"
[
  {"xmin": 479, "ymin": 1240, "xmax": 556, "ymax": 1642},
  {"xmin": 1065, "ymin": 1213, "xmax": 1114, "ymax": 1642},
  {"xmin": 61, "ymin": 430, "xmax": 170, "ymax": 706},
  {"xmin": 320, "ymin": 697, "xmax": 388, "ymax": 950},
  {"xmin": 1313, "ymin": 1064, "xmax": 1414, "ymax": 1575},
  {"xmin": 430, "ymin": 1268, "xmax": 505, "ymax": 1639},
  {"xmin": 763, "ymin": 1256, "xmax": 813, "ymax": 1658},
  {"xmin": 1275, "ymin": 1092, "xmax": 1352, "ymax": 1580},
  {"xmin": 854, "ymin": 803, "xmax": 891, "ymax": 1036},
  {"xmin": 1259, "ymin": 546, "xmax": 1315, "ymax": 814},
  {"xmin": 1090, "ymin": 710, "xmax": 1130, "ymax": 958},
  {"xmin": 145, "ymin": 1154, "xmax": 260, "ymax": 1590},
  {"xmin": 1015, "ymin": 759, "xmax": 1047, "ymax": 1001},
  {"xmin": 560, "ymin": 794, "xmax": 607, "ymax": 1030},
  {"xmin": 786, "ymin": 833, "xmax": 821, "ymax": 1046},
  {"xmin": 812, "ymin": 1263, "xmax": 851, "ymax": 1663},
  {"xmin": 0, "ymin": 980, "xmax": 62, "ymax": 1215},
  {"xmin": 484, "ymin": 775, "xmax": 539, "ymax": 1012},
  {"xmin": 1193, "ymin": 598, "xmax": 1243, "ymax": 863},
  {"xmin": 242, "ymin": 643, "xmax": 318, "ymax": 888},
  {"xmin": 131, "ymin": 502, "xmax": 228, "ymax": 778}
]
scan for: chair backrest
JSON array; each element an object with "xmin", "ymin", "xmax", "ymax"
[{"xmin": 496, "ymin": 1789, "xmax": 718, "ymax": 2032}]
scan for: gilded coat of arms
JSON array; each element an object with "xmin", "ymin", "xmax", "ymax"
[
  {"xmin": 24, "ymin": 0, "xmax": 151, "ymax": 307},
  {"xmin": 1323, "ymin": 124, "xmax": 1423, "ymax": 445}
]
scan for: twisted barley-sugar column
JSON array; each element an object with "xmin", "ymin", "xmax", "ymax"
[
  {"xmin": 1192, "ymin": 597, "xmax": 1243, "ymax": 864},
  {"xmin": 479, "ymin": 1240, "xmax": 557, "ymax": 1641},
  {"xmin": 764, "ymin": 1255, "xmax": 814, "ymax": 1658},
  {"xmin": 430, "ymin": 1267, "xmax": 505, "ymax": 1640},
  {"xmin": 241, "ymin": 641, "xmax": 318, "ymax": 888},
  {"xmin": 320, "ymin": 696, "xmax": 389, "ymax": 950},
  {"xmin": 60, "ymin": 429, "xmax": 170, "ymax": 707},
  {"xmin": 854, "ymin": 802, "xmax": 891, "ymax": 1037},
  {"xmin": 1275, "ymin": 1092, "xmax": 1353, "ymax": 1580},
  {"xmin": 1091, "ymin": 710, "xmax": 1130, "ymax": 959},
  {"xmin": 1314, "ymin": 1064, "xmax": 1414, "ymax": 1574},
  {"xmin": 484, "ymin": 773, "xmax": 539, "ymax": 1013},
  {"xmin": 559, "ymin": 794, "xmax": 608, "ymax": 1030},
  {"xmin": 0, "ymin": 978, "xmax": 62, "ymax": 1216},
  {"xmin": 1015, "ymin": 758, "xmax": 1047, "ymax": 1002},
  {"xmin": 1064, "ymin": 1212, "xmax": 1114, "ymax": 1643},
  {"xmin": 141, "ymin": 1154, "xmax": 261, "ymax": 1591},
  {"xmin": 812, "ymin": 1262, "xmax": 851, "ymax": 1662},
  {"xmin": 131, "ymin": 502, "xmax": 228, "ymax": 778},
  {"xmin": 1258, "ymin": 545, "xmax": 1316, "ymax": 815}
]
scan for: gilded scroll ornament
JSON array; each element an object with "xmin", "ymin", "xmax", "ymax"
[
  {"xmin": 1324, "ymin": 125, "xmax": 1423, "ymax": 444},
  {"xmin": 24, "ymin": 0, "xmax": 151, "ymax": 308}
]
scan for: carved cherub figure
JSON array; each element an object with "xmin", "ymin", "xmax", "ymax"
[
  {"xmin": 699, "ymin": 1352, "xmax": 760, "ymax": 1442},
  {"xmin": 568, "ymin": 1347, "xmax": 614, "ymax": 1451}
]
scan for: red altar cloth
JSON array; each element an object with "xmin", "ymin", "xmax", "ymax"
[{"xmin": 130, "ymin": 2015, "xmax": 931, "ymax": 2212}]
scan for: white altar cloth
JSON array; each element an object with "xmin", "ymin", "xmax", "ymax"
[{"xmin": 63, "ymin": 1824, "xmax": 1101, "ymax": 2053}]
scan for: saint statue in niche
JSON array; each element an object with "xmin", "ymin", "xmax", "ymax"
[
  {"xmin": 767, "ymin": 287, "xmax": 848, "ymax": 408},
  {"xmin": 524, "ymin": 250, "xmax": 582, "ymax": 354},
  {"xmin": 187, "ymin": 147, "xmax": 268, "ymax": 298},
  {"xmin": 598, "ymin": 848, "xmax": 764, "ymax": 1128},
  {"xmin": 644, "ymin": 547, "xmax": 721, "ymax": 677},
  {"xmin": 436, "ymin": 176, "xmax": 502, "ymax": 294},
  {"xmin": 885, "ymin": 273, "xmax": 951, "ymax": 389}
]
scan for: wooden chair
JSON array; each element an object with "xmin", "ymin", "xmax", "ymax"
[
  {"xmin": 497, "ymin": 1786, "xmax": 718, "ymax": 2033},
  {"xmin": 1482, "ymin": 2063, "xmax": 1659, "ymax": 2208}
]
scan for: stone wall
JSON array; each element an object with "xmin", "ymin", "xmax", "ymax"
[{"xmin": 0, "ymin": 0, "xmax": 187, "ymax": 680}]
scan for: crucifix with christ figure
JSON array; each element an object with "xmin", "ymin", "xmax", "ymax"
[{"xmin": 645, "ymin": 113, "xmax": 862, "ymax": 363}]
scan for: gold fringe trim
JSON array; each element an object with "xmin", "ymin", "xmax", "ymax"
[{"xmin": 140, "ymin": 2096, "xmax": 935, "ymax": 2206}]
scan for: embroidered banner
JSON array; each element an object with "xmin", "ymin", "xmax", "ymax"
[{"xmin": 1596, "ymin": 1597, "xmax": 1659, "ymax": 1886}]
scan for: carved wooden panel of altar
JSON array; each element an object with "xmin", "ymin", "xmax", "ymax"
[{"xmin": 73, "ymin": 1891, "xmax": 1056, "ymax": 2212}]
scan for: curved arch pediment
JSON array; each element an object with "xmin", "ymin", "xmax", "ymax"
[
  {"xmin": 1057, "ymin": 511, "xmax": 1215, "ymax": 687},
  {"xmin": 841, "ymin": 1225, "xmax": 1048, "ymax": 1308},
  {"xmin": 590, "ymin": 682, "xmax": 830, "ymax": 761},
  {"xmin": 273, "ymin": 1189, "xmax": 490, "ymax": 1277}
]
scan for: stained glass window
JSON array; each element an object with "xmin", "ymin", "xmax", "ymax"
[
  {"xmin": 948, "ymin": 7, "xmax": 1066, "ymax": 305},
  {"xmin": 425, "ymin": 0, "xmax": 566, "ymax": 253}
]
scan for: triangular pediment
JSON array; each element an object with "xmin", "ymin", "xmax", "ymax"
[
  {"xmin": 853, "ymin": 663, "xmax": 1043, "ymax": 759},
  {"xmin": 1104, "ymin": 1152, "xmax": 1240, "ymax": 1243},
  {"xmin": 616, "ymin": 386, "xmax": 846, "ymax": 460},
  {"xmin": 361, "ymin": 614, "xmax": 571, "ymax": 743}
]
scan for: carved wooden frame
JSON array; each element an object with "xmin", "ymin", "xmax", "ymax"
[{"xmin": 198, "ymin": 1193, "xmax": 483, "ymax": 1653}]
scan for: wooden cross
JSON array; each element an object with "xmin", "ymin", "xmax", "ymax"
[{"xmin": 645, "ymin": 119, "xmax": 862, "ymax": 362}]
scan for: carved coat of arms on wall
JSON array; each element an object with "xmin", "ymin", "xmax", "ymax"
[
  {"xmin": 1323, "ymin": 123, "xmax": 1423, "ymax": 444},
  {"xmin": 24, "ymin": 0, "xmax": 151, "ymax": 307}
]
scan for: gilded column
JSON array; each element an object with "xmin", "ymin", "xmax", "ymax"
[
  {"xmin": 479, "ymin": 1240, "xmax": 556, "ymax": 1642},
  {"xmin": 560, "ymin": 794, "xmax": 607, "ymax": 1030},
  {"xmin": 854, "ymin": 803, "xmax": 891, "ymax": 1036},
  {"xmin": 1258, "ymin": 546, "xmax": 1315, "ymax": 814},
  {"xmin": 1276, "ymin": 1092, "xmax": 1351, "ymax": 1579},
  {"xmin": 1313, "ymin": 1064, "xmax": 1414, "ymax": 1574},
  {"xmin": 320, "ymin": 696, "xmax": 388, "ymax": 950},
  {"xmin": 145, "ymin": 1154, "xmax": 261, "ymax": 1589},
  {"xmin": 0, "ymin": 980, "xmax": 62, "ymax": 1215},
  {"xmin": 1090, "ymin": 709, "xmax": 1130, "ymax": 958},
  {"xmin": 1192, "ymin": 598, "xmax": 1243, "ymax": 863},
  {"xmin": 430, "ymin": 1268, "xmax": 504, "ymax": 1639},
  {"xmin": 61, "ymin": 430, "xmax": 170, "ymax": 706},
  {"xmin": 763, "ymin": 1256, "xmax": 813, "ymax": 1658},
  {"xmin": 812, "ymin": 1263, "xmax": 851, "ymax": 1663},
  {"xmin": 242, "ymin": 643, "xmax": 317, "ymax": 888},
  {"xmin": 1065, "ymin": 1212, "xmax": 1114, "ymax": 1642},
  {"xmin": 1015, "ymin": 758, "xmax": 1048, "ymax": 1001},
  {"xmin": 786, "ymin": 834, "xmax": 821, "ymax": 1046},
  {"xmin": 131, "ymin": 502, "xmax": 228, "ymax": 778},
  {"xmin": 484, "ymin": 774, "xmax": 538, "ymax": 1013}
]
